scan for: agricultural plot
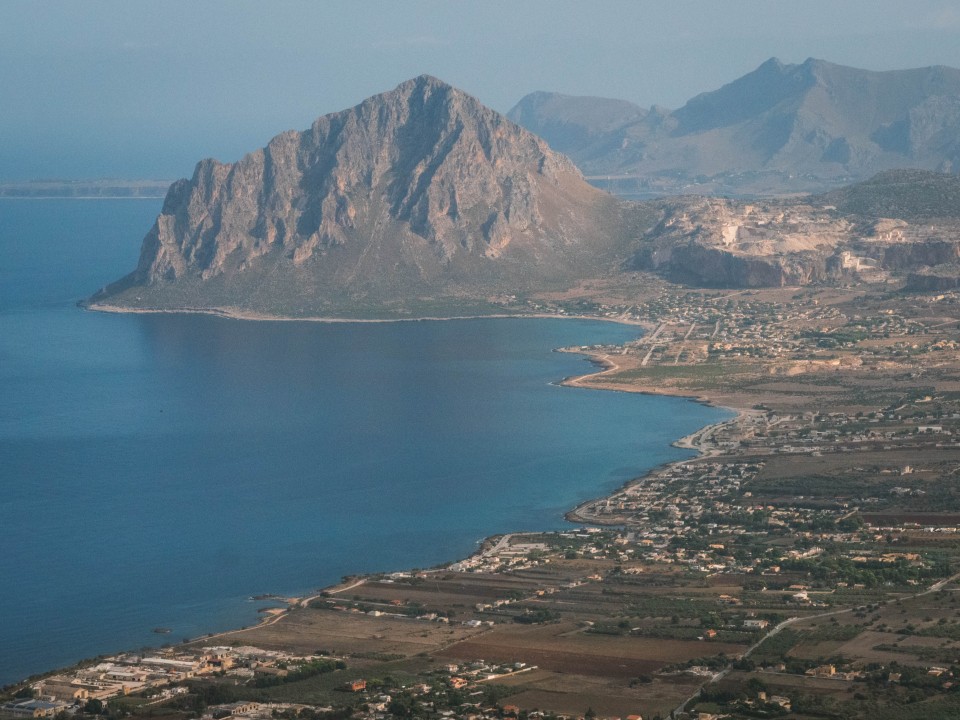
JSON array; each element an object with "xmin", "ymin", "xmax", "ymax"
[
  {"xmin": 434, "ymin": 622, "xmax": 743, "ymax": 677},
  {"xmin": 218, "ymin": 606, "xmax": 483, "ymax": 658}
]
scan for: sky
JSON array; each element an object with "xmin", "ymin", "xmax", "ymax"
[{"xmin": 3, "ymin": 0, "xmax": 960, "ymax": 180}]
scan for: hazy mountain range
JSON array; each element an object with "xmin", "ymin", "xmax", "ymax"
[{"xmin": 508, "ymin": 58, "xmax": 960, "ymax": 196}]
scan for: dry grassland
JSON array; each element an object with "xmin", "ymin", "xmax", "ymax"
[
  {"xmin": 216, "ymin": 607, "xmax": 483, "ymax": 657},
  {"xmin": 435, "ymin": 621, "xmax": 742, "ymax": 677}
]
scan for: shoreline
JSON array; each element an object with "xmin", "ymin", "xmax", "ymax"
[
  {"xmin": 84, "ymin": 300, "xmax": 654, "ymax": 329},
  {"xmin": 556, "ymin": 345, "xmax": 753, "ymax": 524},
  {"xmin": 10, "ymin": 307, "xmax": 739, "ymax": 687},
  {"xmin": 181, "ymin": 321, "xmax": 750, "ymax": 647},
  {"xmin": 560, "ymin": 350, "xmax": 750, "ymax": 525}
]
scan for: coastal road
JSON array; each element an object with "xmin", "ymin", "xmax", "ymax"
[
  {"xmin": 325, "ymin": 577, "xmax": 367, "ymax": 596},
  {"xmin": 482, "ymin": 534, "xmax": 514, "ymax": 558}
]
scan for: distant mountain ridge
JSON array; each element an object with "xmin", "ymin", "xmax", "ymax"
[
  {"xmin": 91, "ymin": 75, "xmax": 626, "ymax": 317},
  {"xmin": 508, "ymin": 58, "xmax": 960, "ymax": 196},
  {"xmin": 0, "ymin": 179, "xmax": 172, "ymax": 198}
]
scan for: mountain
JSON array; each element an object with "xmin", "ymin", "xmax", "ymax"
[
  {"xmin": 505, "ymin": 91, "xmax": 650, "ymax": 159},
  {"xmin": 90, "ymin": 75, "xmax": 626, "ymax": 318},
  {"xmin": 508, "ymin": 58, "xmax": 960, "ymax": 196}
]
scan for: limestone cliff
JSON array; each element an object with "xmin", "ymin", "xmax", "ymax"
[
  {"xmin": 629, "ymin": 197, "xmax": 850, "ymax": 287},
  {"xmin": 92, "ymin": 75, "xmax": 623, "ymax": 316}
]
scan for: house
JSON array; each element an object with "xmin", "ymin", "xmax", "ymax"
[
  {"xmin": 203, "ymin": 649, "xmax": 235, "ymax": 671},
  {"xmin": 64, "ymin": 682, "xmax": 123, "ymax": 701},
  {"xmin": 210, "ymin": 702, "xmax": 260, "ymax": 718},
  {"xmin": 36, "ymin": 679, "xmax": 89, "ymax": 703},
  {"xmin": 744, "ymin": 619, "xmax": 769, "ymax": 629},
  {"xmin": 345, "ymin": 679, "xmax": 366, "ymax": 692},
  {"xmin": 1, "ymin": 700, "xmax": 69, "ymax": 718},
  {"xmin": 139, "ymin": 657, "xmax": 201, "ymax": 675}
]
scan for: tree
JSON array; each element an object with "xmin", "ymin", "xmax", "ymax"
[
  {"xmin": 387, "ymin": 697, "xmax": 414, "ymax": 719},
  {"xmin": 84, "ymin": 700, "xmax": 105, "ymax": 715},
  {"xmin": 746, "ymin": 677, "xmax": 767, "ymax": 694}
]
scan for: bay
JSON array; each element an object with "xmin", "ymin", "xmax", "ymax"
[{"xmin": 0, "ymin": 199, "xmax": 729, "ymax": 685}]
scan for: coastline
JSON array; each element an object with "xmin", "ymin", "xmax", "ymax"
[
  {"xmin": 12, "ymin": 308, "xmax": 735, "ymax": 687},
  {"xmin": 557, "ymin": 345, "xmax": 752, "ymax": 524},
  {"xmin": 183, "ymin": 324, "xmax": 749, "ymax": 645},
  {"xmin": 84, "ymin": 300, "xmax": 654, "ymax": 329}
]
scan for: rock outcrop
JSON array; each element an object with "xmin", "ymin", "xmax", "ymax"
[
  {"xmin": 629, "ymin": 171, "xmax": 960, "ymax": 288},
  {"xmin": 92, "ymin": 75, "xmax": 624, "ymax": 316},
  {"xmin": 905, "ymin": 266, "xmax": 960, "ymax": 291}
]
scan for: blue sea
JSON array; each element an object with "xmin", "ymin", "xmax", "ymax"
[{"xmin": 0, "ymin": 199, "xmax": 730, "ymax": 686}]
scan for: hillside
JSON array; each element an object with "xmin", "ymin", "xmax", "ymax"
[{"xmin": 630, "ymin": 170, "xmax": 960, "ymax": 287}]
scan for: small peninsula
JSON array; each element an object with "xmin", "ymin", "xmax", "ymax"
[{"xmin": 87, "ymin": 75, "xmax": 627, "ymax": 319}]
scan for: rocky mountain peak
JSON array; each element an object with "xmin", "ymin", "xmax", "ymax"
[
  {"xmin": 92, "ymin": 76, "xmax": 619, "ymax": 316},
  {"xmin": 671, "ymin": 57, "xmax": 817, "ymax": 135}
]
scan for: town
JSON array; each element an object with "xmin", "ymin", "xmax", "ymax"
[{"xmin": 7, "ymin": 283, "xmax": 960, "ymax": 720}]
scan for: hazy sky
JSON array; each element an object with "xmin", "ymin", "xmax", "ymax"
[{"xmin": 4, "ymin": 0, "xmax": 960, "ymax": 180}]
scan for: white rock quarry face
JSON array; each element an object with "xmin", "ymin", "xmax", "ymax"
[{"xmin": 660, "ymin": 198, "xmax": 854, "ymax": 257}]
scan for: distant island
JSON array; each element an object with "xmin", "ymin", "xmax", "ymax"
[{"xmin": 0, "ymin": 179, "xmax": 172, "ymax": 199}]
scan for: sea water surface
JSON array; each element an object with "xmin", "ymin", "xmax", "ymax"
[{"xmin": 0, "ymin": 199, "xmax": 730, "ymax": 685}]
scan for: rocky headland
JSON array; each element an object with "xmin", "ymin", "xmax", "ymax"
[{"xmin": 89, "ymin": 75, "xmax": 628, "ymax": 318}]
